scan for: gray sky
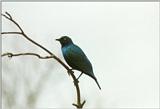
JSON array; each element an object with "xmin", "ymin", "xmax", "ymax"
[{"xmin": 2, "ymin": 2, "xmax": 159, "ymax": 108}]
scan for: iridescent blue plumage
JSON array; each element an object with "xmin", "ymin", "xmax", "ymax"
[{"xmin": 56, "ymin": 36, "xmax": 101, "ymax": 90}]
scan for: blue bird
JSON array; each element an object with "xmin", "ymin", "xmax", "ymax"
[{"xmin": 56, "ymin": 36, "xmax": 101, "ymax": 90}]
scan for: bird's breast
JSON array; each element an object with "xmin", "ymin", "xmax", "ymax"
[{"xmin": 62, "ymin": 45, "xmax": 70, "ymax": 56}]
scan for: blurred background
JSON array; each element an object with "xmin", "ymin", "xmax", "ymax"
[{"xmin": 2, "ymin": 2, "xmax": 159, "ymax": 108}]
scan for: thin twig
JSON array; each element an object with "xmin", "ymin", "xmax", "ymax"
[
  {"xmin": 2, "ymin": 12, "xmax": 24, "ymax": 33},
  {"xmin": 1, "ymin": 32, "xmax": 22, "ymax": 35},
  {"xmin": 1, "ymin": 52, "xmax": 54, "ymax": 59},
  {"xmin": 1, "ymin": 12, "xmax": 85, "ymax": 108}
]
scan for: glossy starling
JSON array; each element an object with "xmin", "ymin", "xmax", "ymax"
[{"xmin": 56, "ymin": 36, "xmax": 101, "ymax": 90}]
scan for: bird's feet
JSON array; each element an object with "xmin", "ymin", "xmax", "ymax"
[
  {"xmin": 70, "ymin": 68, "xmax": 74, "ymax": 71},
  {"xmin": 67, "ymin": 68, "xmax": 74, "ymax": 76}
]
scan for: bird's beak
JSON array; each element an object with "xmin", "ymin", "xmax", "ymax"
[{"xmin": 55, "ymin": 38, "xmax": 60, "ymax": 41}]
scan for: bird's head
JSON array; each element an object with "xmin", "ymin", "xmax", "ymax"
[{"xmin": 56, "ymin": 36, "xmax": 73, "ymax": 47}]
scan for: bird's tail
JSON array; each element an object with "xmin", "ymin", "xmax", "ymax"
[{"xmin": 94, "ymin": 77, "xmax": 101, "ymax": 90}]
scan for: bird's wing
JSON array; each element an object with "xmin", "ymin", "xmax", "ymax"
[{"xmin": 64, "ymin": 44, "xmax": 92, "ymax": 72}]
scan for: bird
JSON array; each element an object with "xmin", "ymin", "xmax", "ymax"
[{"xmin": 56, "ymin": 36, "xmax": 101, "ymax": 90}]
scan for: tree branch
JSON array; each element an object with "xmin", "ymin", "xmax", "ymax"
[
  {"xmin": 1, "ymin": 32, "xmax": 22, "ymax": 35},
  {"xmin": 1, "ymin": 12, "xmax": 85, "ymax": 108},
  {"xmin": 2, "ymin": 12, "xmax": 24, "ymax": 33},
  {"xmin": 1, "ymin": 52, "xmax": 54, "ymax": 59}
]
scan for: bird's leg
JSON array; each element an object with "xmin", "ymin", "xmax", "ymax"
[
  {"xmin": 74, "ymin": 73, "xmax": 83, "ymax": 85},
  {"xmin": 77, "ymin": 72, "xmax": 83, "ymax": 80}
]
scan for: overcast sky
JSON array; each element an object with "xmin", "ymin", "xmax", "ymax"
[{"xmin": 2, "ymin": 2, "xmax": 159, "ymax": 108}]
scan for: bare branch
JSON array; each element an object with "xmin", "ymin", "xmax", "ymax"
[
  {"xmin": 2, "ymin": 12, "xmax": 69, "ymax": 71},
  {"xmin": 1, "ymin": 12, "xmax": 86, "ymax": 108},
  {"xmin": 5, "ymin": 12, "xmax": 12, "ymax": 19},
  {"xmin": 1, "ymin": 32, "xmax": 22, "ymax": 35},
  {"xmin": 1, "ymin": 52, "xmax": 54, "ymax": 59},
  {"xmin": 1, "ymin": 13, "xmax": 10, "ymax": 20},
  {"xmin": 2, "ymin": 12, "xmax": 24, "ymax": 33}
]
